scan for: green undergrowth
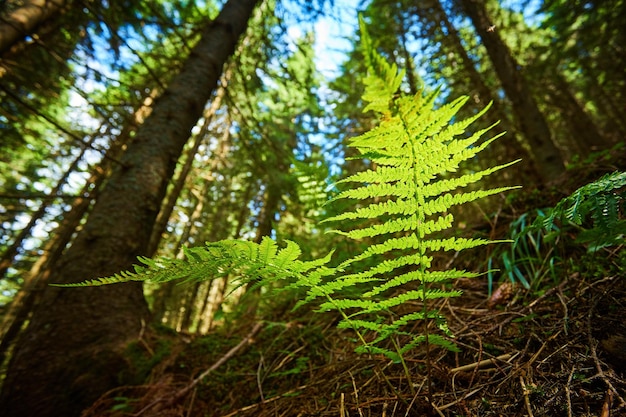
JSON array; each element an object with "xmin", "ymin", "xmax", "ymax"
[
  {"xmin": 94, "ymin": 172, "xmax": 623, "ymax": 416},
  {"xmin": 172, "ymin": 317, "xmax": 330, "ymax": 412},
  {"xmin": 487, "ymin": 170, "xmax": 624, "ymax": 295}
]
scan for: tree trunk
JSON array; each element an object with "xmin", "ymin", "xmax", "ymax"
[
  {"xmin": 397, "ymin": 14, "xmax": 418, "ymax": 95},
  {"xmin": 429, "ymin": 0, "xmax": 537, "ymax": 182},
  {"xmin": 0, "ymin": 0, "xmax": 67, "ymax": 55},
  {"xmin": 0, "ymin": 1, "xmax": 260, "ymax": 416},
  {"xmin": 147, "ymin": 69, "xmax": 230, "ymax": 255},
  {"xmin": 546, "ymin": 72, "xmax": 612, "ymax": 156},
  {"xmin": 0, "ymin": 88, "xmax": 153, "ymax": 364},
  {"xmin": 459, "ymin": 0, "xmax": 566, "ymax": 183},
  {"xmin": 578, "ymin": 61, "xmax": 626, "ymax": 142}
]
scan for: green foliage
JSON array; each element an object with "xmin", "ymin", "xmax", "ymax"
[
  {"xmin": 59, "ymin": 18, "xmax": 518, "ymax": 360},
  {"xmin": 535, "ymin": 171, "xmax": 626, "ymax": 252},
  {"xmin": 488, "ymin": 171, "xmax": 625, "ymax": 294},
  {"xmin": 487, "ymin": 210, "xmax": 559, "ymax": 294},
  {"xmin": 297, "ymin": 17, "xmax": 518, "ymax": 358},
  {"xmin": 541, "ymin": 0, "xmax": 626, "ymax": 110},
  {"xmin": 122, "ymin": 337, "xmax": 172, "ymax": 385},
  {"xmin": 55, "ymin": 237, "xmax": 335, "ymax": 289}
]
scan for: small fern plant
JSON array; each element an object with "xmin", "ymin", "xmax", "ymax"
[
  {"xmin": 535, "ymin": 171, "xmax": 625, "ymax": 251},
  {"xmin": 58, "ymin": 19, "xmax": 519, "ymax": 363}
]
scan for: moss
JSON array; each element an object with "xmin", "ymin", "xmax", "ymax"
[
  {"xmin": 121, "ymin": 338, "xmax": 172, "ymax": 385},
  {"xmin": 572, "ymin": 248, "xmax": 626, "ymax": 279},
  {"xmin": 167, "ymin": 319, "xmax": 330, "ymax": 412}
]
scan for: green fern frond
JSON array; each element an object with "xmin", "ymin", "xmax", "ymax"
[
  {"xmin": 541, "ymin": 171, "xmax": 625, "ymax": 227},
  {"xmin": 535, "ymin": 171, "xmax": 625, "ymax": 251},
  {"xmin": 314, "ymin": 20, "xmax": 518, "ymax": 357},
  {"xmin": 55, "ymin": 237, "xmax": 335, "ymax": 291}
]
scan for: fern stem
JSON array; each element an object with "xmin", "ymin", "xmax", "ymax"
[
  {"xmin": 391, "ymin": 337, "xmax": 416, "ymax": 396},
  {"xmin": 323, "ymin": 293, "xmax": 370, "ymax": 349},
  {"xmin": 401, "ymin": 95, "xmax": 435, "ymax": 403}
]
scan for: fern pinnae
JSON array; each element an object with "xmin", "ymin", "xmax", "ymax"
[
  {"xmin": 364, "ymin": 269, "xmax": 478, "ymax": 298},
  {"xmin": 314, "ymin": 17, "xmax": 519, "ymax": 360},
  {"xmin": 535, "ymin": 170, "xmax": 625, "ymax": 250},
  {"xmin": 326, "ymin": 181, "xmax": 415, "ymax": 204},
  {"xmin": 422, "ymin": 167, "xmax": 519, "ymax": 201},
  {"xmin": 334, "ymin": 166, "xmax": 413, "ymax": 186}
]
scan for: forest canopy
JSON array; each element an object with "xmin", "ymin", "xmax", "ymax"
[{"xmin": 0, "ymin": 1, "xmax": 624, "ymax": 416}]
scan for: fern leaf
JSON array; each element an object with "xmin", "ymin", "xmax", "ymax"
[
  {"xmin": 335, "ymin": 166, "xmax": 413, "ymax": 185},
  {"xmin": 536, "ymin": 171, "xmax": 625, "ymax": 250},
  {"xmin": 365, "ymin": 269, "xmax": 479, "ymax": 297},
  {"xmin": 56, "ymin": 239, "xmax": 334, "ymax": 297},
  {"xmin": 317, "ymin": 21, "xmax": 518, "ymax": 358},
  {"xmin": 326, "ymin": 181, "xmax": 415, "ymax": 204}
]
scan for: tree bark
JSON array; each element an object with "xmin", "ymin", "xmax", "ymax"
[
  {"xmin": 0, "ymin": 1, "xmax": 260, "ymax": 416},
  {"xmin": 459, "ymin": 0, "xmax": 566, "ymax": 183},
  {"xmin": 427, "ymin": 0, "xmax": 537, "ymax": 181},
  {"xmin": 147, "ymin": 69, "xmax": 230, "ymax": 255},
  {"xmin": 0, "ymin": 0, "xmax": 68, "ymax": 55},
  {"xmin": 546, "ymin": 72, "xmax": 612, "ymax": 156}
]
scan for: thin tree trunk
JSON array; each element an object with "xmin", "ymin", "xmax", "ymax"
[
  {"xmin": 0, "ymin": 1, "xmax": 260, "ymax": 417},
  {"xmin": 578, "ymin": 61, "xmax": 626, "ymax": 141},
  {"xmin": 151, "ymin": 280, "xmax": 176, "ymax": 325},
  {"xmin": 0, "ymin": 0, "xmax": 67, "ymax": 55},
  {"xmin": 397, "ymin": 15, "xmax": 418, "ymax": 95},
  {"xmin": 546, "ymin": 72, "xmax": 612, "ymax": 155},
  {"xmin": 199, "ymin": 279, "xmax": 222, "ymax": 333},
  {"xmin": 179, "ymin": 282, "xmax": 201, "ymax": 331},
  {"xmin": 459, "ymin": 0, "xmax": 566, "ymax": 183},
  {"xmin": 430, "ymin": 0, "xmax": 531, "ymax": 168},
  {"xmin": 0, "ymin": 124, "xmax": 106, "ymax": 278},
  {"xmin": 190, "ymin": 282, "xmax": 212, "ymax": 333},
  {"xmin": 0, "ymin": 148, "xmax": 82, "ymax": 278}
]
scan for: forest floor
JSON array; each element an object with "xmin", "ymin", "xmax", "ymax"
[{"xmin": 83, "ymin": 155, "xmax": 626, "ymax": 417}]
